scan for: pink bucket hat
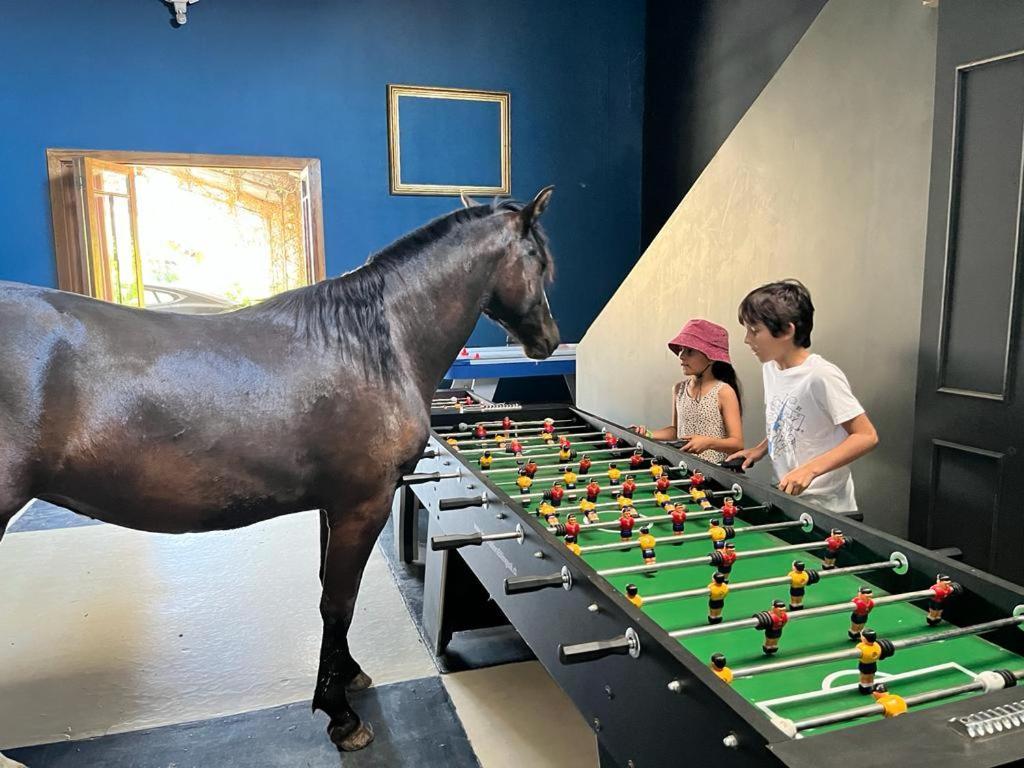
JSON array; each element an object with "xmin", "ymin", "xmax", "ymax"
[{"xmin": 667, "ymin": 319, "xmax": 732, "ymax": 364}]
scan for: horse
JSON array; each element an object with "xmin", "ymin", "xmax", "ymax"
[{"xmin": 0, "ymin": 186, "xmax": 559, "ymax": 761}]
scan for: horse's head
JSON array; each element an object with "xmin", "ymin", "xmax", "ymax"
[{"xmin": 479, "ymin": 186, "xmax": 561, "ymax": 360}]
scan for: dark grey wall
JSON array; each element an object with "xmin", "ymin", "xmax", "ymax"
[{"xmin": 642, "ymin": 0, "xmax": 826, "ymax": 246}]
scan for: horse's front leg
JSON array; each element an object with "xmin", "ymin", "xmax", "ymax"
[{"xmin": 312, "ymin": 492, "xmax": 392, "ymax": 752}]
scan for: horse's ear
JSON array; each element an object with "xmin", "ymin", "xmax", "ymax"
[
  {"xmin": 459, "ymin": 190, "xmax": 478, "ymax": 209},
  {"xmin": 519, "ymin": 185, "xmax": 554, "ymax": 233}
]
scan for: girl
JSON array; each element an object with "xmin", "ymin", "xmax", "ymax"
[{"xmin": 632, "ymin": 318, "xmax": 743, "ymax": 464}]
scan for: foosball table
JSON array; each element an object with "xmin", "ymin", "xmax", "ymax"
[{"xmin": 406, "ymin": 405, "xmax": 1024, "ymax": 767}]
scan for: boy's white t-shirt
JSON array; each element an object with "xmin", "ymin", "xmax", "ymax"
[{"xmin": 762, "ymin": 354, "xmax": 864, "ymax": 512}]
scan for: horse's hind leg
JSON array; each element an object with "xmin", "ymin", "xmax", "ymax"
[{"xmin": 312, "ymin": 493, "xmax": 392, "ymax": 752}]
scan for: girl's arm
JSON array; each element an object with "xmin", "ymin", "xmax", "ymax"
[
  {"xmin": 630, "ymin": 382, "xmax": 680, "ymax": 440},
  {"xmin": 679, "ymin": 384, "xmax": 744, "ymax": 455},
  {"xmin": 777, "ymin": 413, "xmax": 879, "ymax": 495}
]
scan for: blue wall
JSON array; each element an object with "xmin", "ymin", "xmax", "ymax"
[{"xmin": 0, "ymin": 0, "xmax": 644, "ymax": 345}]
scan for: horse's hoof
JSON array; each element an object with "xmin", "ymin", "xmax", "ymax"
[
  {"xmin": 331, "ymin": 720, "xmax": 375, "ymax": 752},
  {"xmin": 345, "ymin": 670, "xmax": 373, "ymax": 692}
]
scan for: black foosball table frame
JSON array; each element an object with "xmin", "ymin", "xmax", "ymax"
[{"xmin": 408, "ymin": 403, "xmax": 1024, "ymax": 767}]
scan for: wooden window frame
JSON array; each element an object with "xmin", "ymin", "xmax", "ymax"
[{"xmin": 46, "ymin": 148, "xmax": 327, "ymax": 298}]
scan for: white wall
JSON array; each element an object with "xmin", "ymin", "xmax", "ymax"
[{"xmin": 578, "ymin": 0, "xmax": 937, "ymax": 535}]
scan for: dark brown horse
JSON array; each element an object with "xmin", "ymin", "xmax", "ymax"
[{"xmin": 0, "ymin": 187, "xmax": 559, "ymax": 760}]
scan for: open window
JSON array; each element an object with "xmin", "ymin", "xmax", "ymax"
[{"xmin": 47, "ymin": 150, "xmax": 326, "ymax": 312}]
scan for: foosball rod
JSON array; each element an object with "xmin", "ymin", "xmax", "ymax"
[
  {"xmin": 447, "ymin": 428, "xmax": 606, "ymax": 447},
  {"xmin": 551, "ymin": 504, "xmax": 768, "ymax": 534},
  {"xmin": 435, "ymin": 417, "xmax": 577, "ymax": 433},
  {"xmin": 669, "ymin": 585, "xmax": 958, "ymax": 639},
  {"xmin": 516, "ymin": 475, "xmax": 697, "ymax": 502},
  {"xmin": 458, "ymin": 438, "xmax": 628, "ymax": 458},
  {"xmin": 783, "ymin": 668, "xmax": 1024, "ymax": 735},
  {"xmin": 598, "ymin": 540, "xmax": 832, "ymax": 578},
  {"xmin": 732, "ymin": 611, "xmax": 1024, "ymax": 680},
  {"xmin": 641, "ymin": 554, "xmax": 904, "ymax": 606},
  {"xmin": 481, "ymin": 446, "xmax": 636, "ymax": 466},
  {"xmin": 570, "ymin": 489, "xmax": 706, "ymax": 513},
  {"xmin": 485, "ymin": 455, "xmax": 634, "ymax": 476},
  {"xmin": 578, "ymin": 515, "xmax": 813, "ymax": 555}
]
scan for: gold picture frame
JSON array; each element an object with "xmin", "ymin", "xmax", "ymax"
[{"xmin": 387, "ymin": 83, "xmax": 510, "ymax": 196}]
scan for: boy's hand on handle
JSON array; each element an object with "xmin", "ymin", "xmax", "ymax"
[
  {"xmin": 726, "ymin": 445, "xmax": 766, "ymax": 470},
  {"xmin": 778, "ymin": 465, "xmax": 818, "ymax": 496}
]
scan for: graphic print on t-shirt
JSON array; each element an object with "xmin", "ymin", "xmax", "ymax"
[{"xmin": 766, "ymin": 394, "xmax": 805, "ymax": 460}]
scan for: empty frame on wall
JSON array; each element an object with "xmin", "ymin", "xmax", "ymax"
[{"xmin": 387, "ymin": 84, "xmax": 510, "ymax": 196}]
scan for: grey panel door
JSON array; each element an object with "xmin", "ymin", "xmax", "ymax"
[{"xmin": 910, "ymin": 0, "xmax": 1024, "ymax": 583}]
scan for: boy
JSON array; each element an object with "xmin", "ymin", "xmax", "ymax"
[{"xmin": 727, "ymin": 280, "xmax": 878, "ymax": 512}]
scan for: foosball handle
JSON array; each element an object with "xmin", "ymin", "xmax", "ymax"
[
  {"xmin": 431, "ymin": 532, "xmax": 484, "ymax": 551},
  {"xmin": 400, "ymin": 471, "xmax": 459, "ymax": 486},
  {"xmin": 505, "ymin": 566, "xmax": 572, "ymax": 595},
  {"xmin": 439, "ymin": 494, "xmax": 489, "ymax": 511},
  {"xmin": 558, "ymin": 628, "xmax": 641, "ymax": 664}
]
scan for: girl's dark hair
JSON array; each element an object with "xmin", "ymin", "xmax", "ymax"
[
  {"xmin": 737, "ymin": 279, "xmax": 814, "ymax": 348},
  {"xmin": 711, "ymin": 361, "xmax": 742, "ymax": 414}
]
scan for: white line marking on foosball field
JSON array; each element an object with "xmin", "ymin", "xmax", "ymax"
[{"xmin": 755, "ymin": 661, "xmax": 977, "ymax": 719}]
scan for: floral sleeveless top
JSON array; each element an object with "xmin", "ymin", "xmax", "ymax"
[{"xmin": 675, "ymin": 379, "xmax": 728, "ymax": 464}]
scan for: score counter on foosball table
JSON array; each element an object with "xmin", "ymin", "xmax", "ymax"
[{"xmin": 403, "ymin": 404, "xmax": 1024, "ymax": 767}]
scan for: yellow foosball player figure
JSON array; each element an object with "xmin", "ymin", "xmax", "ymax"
[
  {"xmin": 538, "ymin": 500, "xmax": 558, "ymax": 525},
  {"xmin": 562, "ymin": 466, "xmax": 577, "ymax": 489},
  {"xmin": 446, "ymin": 436, "xmax": 459, "ymax": 449},
  {"xmin": 856, "ymin": 628, "xmax": 883, "ymax": 694},
  {"xmin": 637, "ymin": 525, "xmax": 657, "ymax": 565},
  {"xmin": 690, "ymin": 486, "xmax": 713, "ymax": 510},
  {"xmin": 872, "ymin": 683, "xmax": 908, "ymax": 718},
  {"xmin": 649, "ymin": 461, "xmax": 664, "ymax": 480},
  {"xmin": 708, "ymin": 518, "xmax": 728, "ymax": 549},
  {"xmin": 495, "ymin": 433, "xmax": 508, "ymax": 447},
  {"xmin": 710, "ymin": 653, "xmax": 733, "ymax": 684},
  {"xmin": 617, "ymin": 494, "xmax": 633, "ymax": 509},
  {"xmin": 788, "ymin": 560, "xmax": 810, "ymax": 611},
  {"xmin": 625, "ymin": 583, "xmax": 643, "ymax": 608},
  {"xmin": 558, "ymin": 442, "xmax": 572, "ymax": 461},
  {"xmin": 479, "ymin": 450, "xmax": 493, "ymax": 470},
  {"xmin": 654, "ymin": 491, "xmax": 672, "ymax": 506},
  {"xmin": 707, "ymin": 572, "xmax": 729, "ymax": 624},
  {"xmin": 516, "ymin": 468, "xmax": 533, "ymax": 495},
  {"xmin": 607, "ymin": 463, "xmax": 622, "ymax": 485},
  {"xmin": 579, "ymin": 499, "xmax": 599, "ymax": 523}
]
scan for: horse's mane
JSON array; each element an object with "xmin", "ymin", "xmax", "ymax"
[{"xmin": 249, "ymin": 200, "xmax": 552, "ymax": 380}]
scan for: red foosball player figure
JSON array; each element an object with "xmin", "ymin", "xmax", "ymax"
[
  {"xmin": 625, "ymin": 583, "xmax": 643, "ymax": 608},
  {"xmin": 562, "ymin": 466, "xmax": 578, "ymax": 489},
  {"xmin": 564, "ymin": 512, "xmax": 581, "ymax": 539},
  {"xmin": 578, "ymin": 454, "xmax": 592, "ymax": 475},
  {"xmin": 713, "ymin": 542, "xmax": 738, "ymax": 581},
  {"xmin": 523, "ymin": 458, "xmax": 539, "ymax": 478},
  {"xmin": 849, "ymin": 587, "xmax": 875, "ymax": 640},
  {"xmin": 579, "ymin": 499, "xmax": 599, "ymax": 523},
  {"xmin": 543, "ymin": 417, "xmax": 556, "ymax": 434},
  {"xmin": 621, "ymin": 474, "xmax": 638, "ymax": 498},
  {"xmin": 608, "ymin": 463, "xmax": 622, "ymax": 485},
  {"xmin": 708, "ymin": 518, "xmax": 728, "ymax": 549},
  {"xmin": 473, "ymin": 423, "xmax": 488, "ymax": 439},
  {"xmin": 670, "ymin": 502, "xmax": 688, "ymax": 536},
  {"xmin": 689, "ymin": 470, "xmax": 705, "ymax": 490},
  {"xmin": 788, "ymin": 560, "xmax": 810, "ymax": 611},
  {"xmin": 630, "ymin": 448, "xmax": 644, "ymax": 469},
  {"xmin": 721, "ymin": 497, "xmax": 738, "ymax": 526},
  {"xmin": 479, "ymin": 450, "xmax": 493, "ymax": 470},
  {"xmin": 546, "ymin": 481, "xmax": 565, "ymax": 507},
  {"xmin": 872, "ymin": 683, "xmax": 908, "ymax": 718},
  {"xmin": 501, "ymin": 416, "xmax": 512, "ymax": 432},
  {"xmin": 708, "ymin": 572, "xmax": 729, "ymax": 624},
  {"xmin": 759, "ymin": 600, "xmax": 789, "ymax": 655},
  {"xmin": 585, "ymin": 479, "xmax": 601, "ymax": 502},
  {"xmin": 638, "ymin": 525, "xmax": 657, "ymax": 565},
  {"xmin": 516, "ymin": 469, "xmax": 533, "ymax": 495},
  {"xmin": 649, "ymin": 461, "xmax": 664, "ymax": 480},
  {"xmin": 710, "ymin": 653, "xmax": 733, "ymax": 684},
  {"xmin": 823, "ymin": 528, "xmax": 846, "ymax": 569},
  {"xmin": 604, "ymin": 431, "xmax": 619, "ymax": 448},
  {"xmin": 507, "ymin": 438, "xmax": 523, "ymax": 455},
  {"xmin": 558, "ymin": 442, "xmax": 573, "ymax": 462},
  {"xmin": 927, "ymin": 574, "xmax": 957, "ymax": 626},
  {"xmin": 655, "ymin": 474, "xmax": 672, "ymax": 493},
  {"xmin": 856, "ymin": 628, "xmax": 883, "ymax": 694},
  {"xmin": 619, "ymin": 508, "xmax": 636, "ymax": 540}
]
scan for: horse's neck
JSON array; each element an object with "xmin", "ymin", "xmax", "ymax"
[{"xmin": 389, "ymin": 225, "xmax": 503, "ymax": 402}]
